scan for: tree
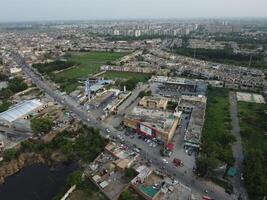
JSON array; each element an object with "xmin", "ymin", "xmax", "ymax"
[
  {"xmin": 119, "ymin": 190, "xmax": 138, "ymax": 200},
  {"xmin": 196, "ymin": 154, "xmax": 220, "ymax": 177},
  {"xmin": 7, "ymin": 77, "xmax": 28, "ymax": 93},
  {"xmin": 0, "ymin": 100, "xmax": 12, "ymax": 112},
  {"xmin": 125, "ymin": 168, "xmax": 137, "ymax": 179},
  {"xmin": 0, "ymin": 88, "xmax": 12, "ymax": 99},
  {"xmin": 138, "ymin": 90, "xmax": 152, "ymax": 98},
  {"xmin": 31, "ymin": 117, "xmax": 54, "ymax": 135},
  {"xmin": 3, "ymin": 149, "xmax": 18, "ymax": 161}
]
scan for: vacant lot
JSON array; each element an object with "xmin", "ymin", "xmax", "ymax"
[
  {"xmin": 102, "ymin": 71, "xmax": 151, "ymax": 82},
  {"xmin": 238, "ymin": 102, "xmax": 267, "ymax": 199},
  {"xmin": 197, "ymin": 87, "xmax": 235, "ymax": 176},
  {"xmin": 50, "ymin": 52, "xmax": 126, "ymax": 93},
  {"xmin": 236, "ymin": 92, "xmax": 265, "ymax": 104},
  {"xmin": 58, "ymin": 52, "xmax": 126, "ymax": 79}
]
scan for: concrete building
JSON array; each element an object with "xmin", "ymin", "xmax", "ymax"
[
  {"xmin": 123, "ymin": 105, "xmax": 182, "ymax": 144},
  {"xmin": 178, "ymin": 95, "xmax": 207, "ymax": 150},
  {"xmin": 138, "ymin": 96, "xmax": 168, "ymax": 110}
]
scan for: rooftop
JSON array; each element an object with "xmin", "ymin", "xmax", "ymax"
[
  {"xmin": 0, "ymin": 99, "xmax": 42, "ymax": 123},
  {"xmin": 127, "ymin": 106, "xmax": 181, "ymax": 133}
]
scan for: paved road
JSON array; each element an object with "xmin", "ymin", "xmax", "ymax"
[
  {"xmin": 14, "ymin": 52, "xmax": 233, "ymax": 200},
  {"xmin": 229, "ymin": 92, "xmax": 248, "ymax": 200}
]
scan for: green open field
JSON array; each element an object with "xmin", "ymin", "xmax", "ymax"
[
  {"xmin": 238, "ymin": 102, "xmax": 267, "ymax": 151},
  {"xmin": 58, "ymin": 52, "xmax": 126, "ymax": 79},
  {"xmin": 50, "ymin": 52, "xmax": 126, "ymax": 93},
  {"xmin": 197, "ymin": 87, "xmax": 235, "ymax": 176},
  {"xmin": 238, "ymin": 102, "xmax": 267, "ymax": 199},
  {"xmin": 102, "ymin": 71, "xmax": 151, "ymax": 82}
]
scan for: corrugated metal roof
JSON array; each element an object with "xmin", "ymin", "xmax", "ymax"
[{"xmin": 0, "ymin": 99, "xmax": 42, "ymax": 123}]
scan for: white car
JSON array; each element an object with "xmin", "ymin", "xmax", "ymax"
[
  {"xmin": 105, "ymin": 128, "xmax": 111, "ymax": 133},
  {"xmin": 162, "ymin": 158, "xmax": 168, "ymax": 164}
]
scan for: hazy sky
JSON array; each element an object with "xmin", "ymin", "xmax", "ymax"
[{"xmin": 1, "ymin": 0, "xmax": 267, "ymax": 22}]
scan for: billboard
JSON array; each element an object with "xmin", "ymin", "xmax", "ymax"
[{"xmin": 140, "ymin": 124, "xmax": 152, "ymax": 135}]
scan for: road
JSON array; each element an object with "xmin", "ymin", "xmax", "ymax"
[
  {"xmin": 14, "ymin": 52, "xmax": 233, "ymax": 200},
  {"xmin": 229, "ymin": 92, "xmax": 248, "ymax": 200}
]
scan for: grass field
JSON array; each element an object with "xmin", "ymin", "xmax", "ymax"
[
  {"xmin": 238, "ymin": 102, "xmax": 267, "ymax": 199},
  {"xmin": 238, "ymin": 102, "xmax": 267, "ymax": 151},
  {"xmin": 201, "ymin": 87, "xmax": 235, "ymax": 165},
  {"xmin": 51, "ymin": 52, "xmax": 126, "ymax": 93},
  {"xmin": 102, "ymin": 71, "xmax": 151, "ymax": 82},
  {"xmin": 58, "ymin": 52, "xmax": 126, "ymax": 79}
]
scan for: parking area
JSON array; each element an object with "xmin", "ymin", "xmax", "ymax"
[{"xmin": 115, "ymin": 112, "xmax": 196, "ymax": 177}]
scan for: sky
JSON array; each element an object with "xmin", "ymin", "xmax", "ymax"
[{"xmin": 1, "ymin": 0, "xmax": 267, "ymax": 22}]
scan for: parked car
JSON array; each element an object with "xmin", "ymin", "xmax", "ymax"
[
  {"xmin": 162, "ymin": 158, "xmax": 168, "ymax": 164},
  {"xmin": 105, "ymin": 128, "xmax": 111, "ymax": 133}
]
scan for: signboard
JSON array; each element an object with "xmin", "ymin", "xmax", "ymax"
[{"xmin": 140, "ymin": 124, "xmax": 152, "ymax": 135}]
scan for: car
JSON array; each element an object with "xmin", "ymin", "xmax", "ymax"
[
  {"xmin": 172, "ymin": 180, "xmax": 178, "ymax": 185},
  {"xmin": 133, "ymin": 148, "xmax": 140, "ymax": 153},
  {"xmin": 105, "ymin": 128, "xmax": 111, "ymax": 133},
  {"xmin": 162, "ymin": 158, "xmax": 168, "ymax": 164},
  {"xmin": 240, "ymin": 173, "xmax": 244, "ymax": 181}
]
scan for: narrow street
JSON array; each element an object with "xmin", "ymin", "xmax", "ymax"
[{"xmin": 229, "ymin": 91, "xmax": 248, "ymax": 200}]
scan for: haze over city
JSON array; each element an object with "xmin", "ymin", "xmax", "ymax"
[{"xmin": 1, "ymin": 0, "xmax": 267, "ymax": 22}]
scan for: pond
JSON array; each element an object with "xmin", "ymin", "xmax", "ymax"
[{"xmin": 0, "ymin": 162, "xmax": 78, "ymax": 200}]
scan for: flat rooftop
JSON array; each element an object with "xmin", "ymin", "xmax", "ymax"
[
  {"xmin": 127, "ymin": 106, "xmax": 181, "ymax": 133},
  {"xmin": 0, "ymin": 99, "xmax": 42, "ymax": 123},
  {"xmin": 181, "ymin": 96, "xmax": 207, "ymax": 148}
]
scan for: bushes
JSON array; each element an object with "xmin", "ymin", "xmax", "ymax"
[
  {"xmin": 125, "ymin": 168, "xmax": 138, "ymax": 179},
  {"xmin": 31, "ymin": 117, "xmax": 54, "ymax": 135},
  {"xmin": 138, "ymin": 90, "xmax": 152, "ymax": 98},
  {"xmin": 0, "ymin": 77, "xmax": 28, "ymax": 99},
  {"xmin": 167, "ymin": 101, "xmax": 178, "ymax": 110},
  {"xmin": 0, "ymin": 100, "xmax": 12, "ymax": 112},
  {"xmin": 3, "ymin": 149, "xmax": 18, "ymax": 162},
  {"xmin": 119, "ymin": 189, "xmax": 139, "ymax": 200},
  {"xmin": 33, "ymin": 60, "xmax": 77, "ymax": 74},
  {"xmin": 238, "ymin": 102, "xmax": 267, "ymax": 199},
  {"xmin": 175, "ymin": 47, "xmax": 267, "ymax": 69},
  {"xmin": 243, "ymin": 150, "xmax": 267, "ymax": 199}
]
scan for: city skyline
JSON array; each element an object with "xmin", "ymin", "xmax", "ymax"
[{"xmin": 1, "ymin": 0, "xmax": 267, "ymax": 22}]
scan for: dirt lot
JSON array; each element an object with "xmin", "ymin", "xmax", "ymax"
[{"xmin": 236, "ymin": 92, "xmax": 265, "ymax": 104}]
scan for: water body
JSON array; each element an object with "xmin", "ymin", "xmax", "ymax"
[{"xmin": 0, "ymin": 162, "xmax": 78, "ymax": 200}]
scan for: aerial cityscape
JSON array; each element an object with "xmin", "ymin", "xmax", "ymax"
[{"xmin": 0, "ymin": 1, "xmax": 267, "ymax": 200}]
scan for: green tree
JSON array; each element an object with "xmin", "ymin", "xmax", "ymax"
[
  {"xmin": 31, "ymin": 117, "xmax": 54, "ymax": 135},
  {"xmin": 196, "ymin": 154, "xmax": 220, "ymax": 177},
  {"xmin": 125, "ymin": 168, "xmax": 137, "ymax": 179},
  {"xmin": 7, "ymin": 77, "xmax": 28, "ymax": 93},
  {"xmin": 3, "ymin": 149, "xmax": 18, "ymax": 161},
  {"xmin": 0, "ymin": 100, "xmax": 12, "ymax": 112},
  {"xmin": 119, "ymin": 190, "xmax": 138, "ymax": 200}
]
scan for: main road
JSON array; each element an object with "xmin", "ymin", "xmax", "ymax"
[{"xmin": 15, "ymin": 52, "xmax": 233, "ymax": 200}]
